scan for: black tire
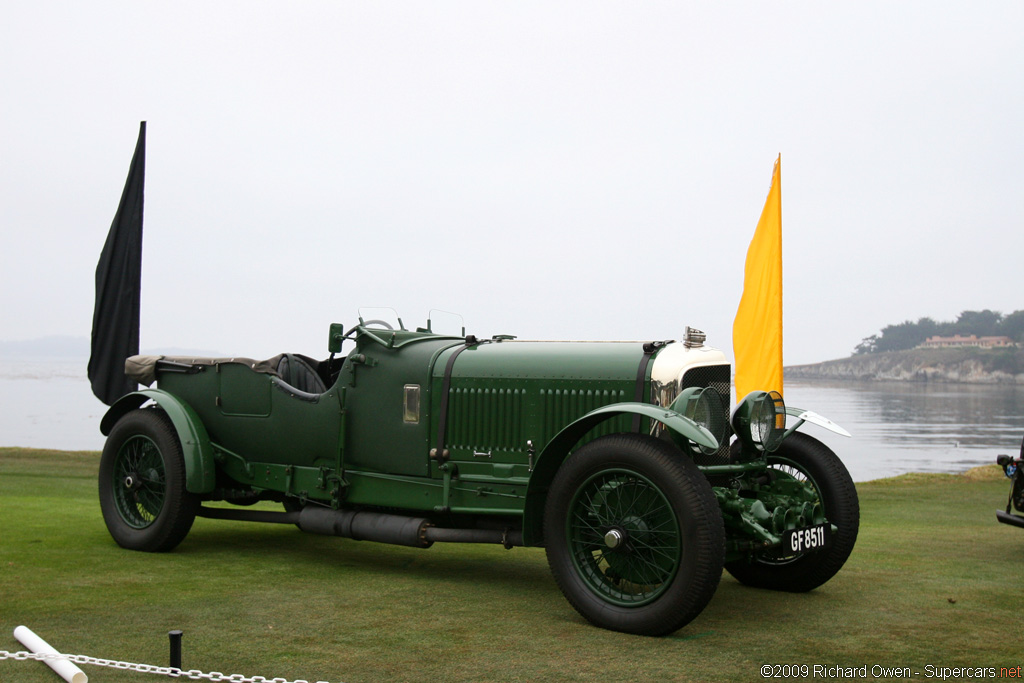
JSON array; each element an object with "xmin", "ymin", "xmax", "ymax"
[
  {"xmin": 544, "ymin": 434, "xmax": 725, "ymax": 636},
  {"xmin": 99, "ymin": 409, "xmax": 198, "ymax": 552},
  {"xmin": 725, "ymin": 432, "xmax": 859, "ymax": 592}
]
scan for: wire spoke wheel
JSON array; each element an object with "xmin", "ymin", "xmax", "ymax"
[
  {"xmin": 111, "ymin": 434, "xmax": 167, "ymax": 528},
  {"xmin": 99, "ymin": 409, "xmax": 198, "ymax": 552},
  {"xmin": 568, "ymin": 469, "xmax": 681, "ymax": 606},
  {"xmin": 545, "ymin": 434, "xmax": 724, "ymax": 636}
]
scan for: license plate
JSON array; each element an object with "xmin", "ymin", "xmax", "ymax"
[{"xmin": 782, "ymin": 524, "xmax": 832, "ymax": 554}]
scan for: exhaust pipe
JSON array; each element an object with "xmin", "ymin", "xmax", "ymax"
[
  {"xmin": 299, "ymin": 508, "xmax": 524, "ymax": 547},
  {"xmin": 424, "ymin": 526, "xmax": 522, "ymax": 547},
  {"xmin": 198, "ymin": 505, "xmax": 524, "ymax": 548},
  {"xmin": 299, "ymin": 507, "xmax": 432, "ymax": 547}
]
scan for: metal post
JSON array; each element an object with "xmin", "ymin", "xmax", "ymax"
[{"xmin": 169, "ymin": 630, "xmax": 183, "ymax": 670}]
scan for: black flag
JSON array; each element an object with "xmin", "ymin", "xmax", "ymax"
[{"xmin": 89, "ymin": 121, "xmax": 145, "ymax": 406}]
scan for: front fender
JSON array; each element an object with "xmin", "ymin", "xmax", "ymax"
[
  {"xmin": 521, "ymin": 402, "xmax": 718, "ymax": 546},
  {"xmin": 101, "ymin": 389, "xmax": 216, "ymax": 494}
]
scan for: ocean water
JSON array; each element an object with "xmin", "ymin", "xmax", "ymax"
[
  {"xmin": 0, "ymin": 358, "xmax": 108, "ymax": 452},
  {"xmin": 784, "ymin": 380, "xmax": 1023, "ymax": 482},
  {"xmin": 1, "ymin": 358, "xmax": 1019, "ymax": 481}
]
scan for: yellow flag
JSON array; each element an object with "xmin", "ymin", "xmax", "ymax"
[{"xmin": 733, "ymin": 155, "xmax": 783, "ymax": 402}]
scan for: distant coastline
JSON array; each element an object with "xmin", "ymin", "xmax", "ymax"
[
  {"xmin": 787, "ymin": 347, "xmax": 1024, "ymax": 384},
  {"xmin": 0, "ymin": 335, "xmax": 87, "ymax": 358},
  {"xmin": 0, "ymin": 337, "xmax": 223, "ymax": 360}
]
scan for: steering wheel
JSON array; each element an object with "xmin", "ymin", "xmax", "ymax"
[{"xmin": 361, "ymin": 319, "xmax": 394, "ymax": 330}]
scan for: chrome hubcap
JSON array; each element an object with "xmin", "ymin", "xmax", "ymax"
[{"xmin": 604, "ymin": 528, "xmax": 625, "ymax": 549}]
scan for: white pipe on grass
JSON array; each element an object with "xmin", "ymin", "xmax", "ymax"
[{"xmin": 13, "ymin": 625, "xmax": 88, "ymax": 683}]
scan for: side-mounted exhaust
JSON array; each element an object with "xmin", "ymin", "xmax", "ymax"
[
  {"xmin": 196, "ymin": 506, "xmax": 523, "ymax": 548},
  {"xmin": 298, "ymin": 507, "xmax": 432, "ymax": 547}
]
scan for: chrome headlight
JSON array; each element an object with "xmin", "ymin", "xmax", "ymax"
[
  {"xmin": 669, "ymin": 386, "xmax": 728, "ymax": 456},
  {"xmin": 732, "ymin": 390, "xmax": 786, "ymax": 453}
]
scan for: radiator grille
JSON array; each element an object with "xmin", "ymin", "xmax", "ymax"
[
  {"xmin": 680, "ymin": 365, "xmax": 733, "ymax": 466},
  {"xmin": 680, "ymin": 364, "xmax": 731, "ymax": 400}
]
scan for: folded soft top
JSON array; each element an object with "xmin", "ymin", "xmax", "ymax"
[{"xmin": 125, "ymin": 354, "xmax": 285, "ymax": 387}]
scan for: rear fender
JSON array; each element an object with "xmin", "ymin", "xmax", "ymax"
[
  {"xmin": 521, "ymin": 402, "xmax": 717, "ymax": 546},
  {"xmin": 101, "ymin": 389, "xmax": 216, "ymax": 494}
]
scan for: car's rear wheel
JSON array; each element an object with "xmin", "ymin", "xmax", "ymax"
[
  {"xmin": 724, "ymin": 432, "xmax": 859, "ymax": 592},
  {"xmin": 544, "ymin": 434, "xmax": 725, "ymax": 636},
  {"xmin": 99, "ymin": 409, "xmax": 198, "ymax": 552}
]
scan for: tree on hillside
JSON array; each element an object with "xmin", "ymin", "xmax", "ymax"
[
  {"xmin": 852, "ymin": 310, "xmax": 1023, "ymax": 355},
  {"xmin": 853, "ymin": 335, "xmax": 879, "ymax": 355},
  {"xmin": 853, "ymin": 317, "xmax": 940, "ymax": 355},
  {"xmin": 952, "ymin": 309, "xmax": 1002, "ymax": 337},
  {"xmin": 1001, "ymin": 310, "xmax": 1024, "ymax": 342}
]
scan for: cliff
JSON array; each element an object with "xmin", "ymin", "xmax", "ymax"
[{"xmin": 786, "ymin": 347, "xmax": 1024, "ymax": 384}]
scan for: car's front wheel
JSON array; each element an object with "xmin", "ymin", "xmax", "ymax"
[
  {"xmin": 724, "ymin": 432, "xmax": 859, "ymax": 592},
  {"xmin": 544, "ymin": 434, "xmax": 725, "ymax": 636},
  {"xmin": 99, "ymin": 409, "xmax": 198, "ymax": 552}
]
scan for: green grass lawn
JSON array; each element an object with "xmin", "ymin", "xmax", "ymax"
[{"xmin": 1, "ymin": 448, "xmax": 1020, "ymax": 682}]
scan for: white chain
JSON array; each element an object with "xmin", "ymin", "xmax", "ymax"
[{"xmin": 0, "ymin": 649, "xmax": 334, "ymax": 683}]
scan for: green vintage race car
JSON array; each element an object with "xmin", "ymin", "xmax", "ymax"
[{"xmin": 98, "ymin": 311, "xmax": 859, "ymax": 636}]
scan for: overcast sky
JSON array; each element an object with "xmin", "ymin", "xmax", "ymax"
[{"xmin": 2, "ymin": 2, "xmax": 1022, "ymax": 366}]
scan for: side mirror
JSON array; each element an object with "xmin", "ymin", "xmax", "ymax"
[
  {"xmin": 1019, "ymin": 434, "xmax": 1024, "ymax": 460},
  {"xmin": 328, "ymin": 323, "xmax": 346, "ymax": 354}
]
